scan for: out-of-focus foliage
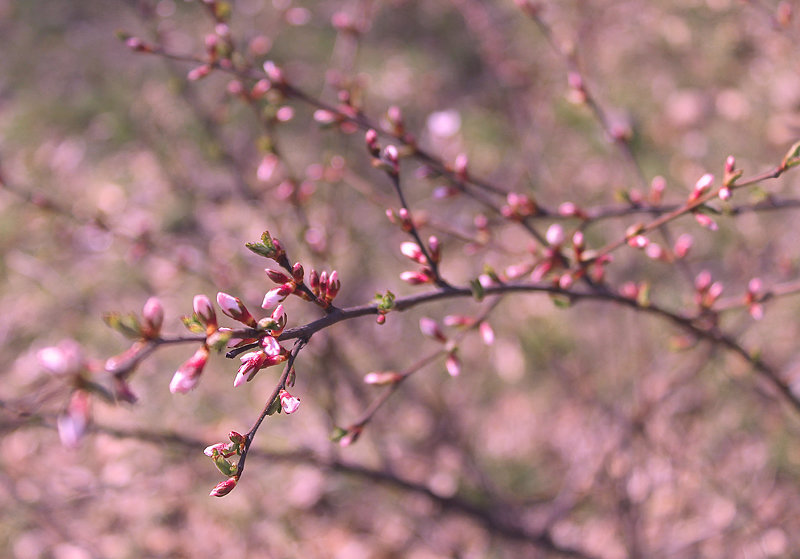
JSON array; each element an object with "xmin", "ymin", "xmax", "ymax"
[{"xmin": 1, "ymin": 0, "xmax": 800, "ymax": 558}]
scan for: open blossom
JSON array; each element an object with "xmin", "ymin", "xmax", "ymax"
[
  {"xmin": 279, "ymin": 389, "xmax": 300, "ymax": 414},
  {"xmin": 170, "ymin": 345, "xmax": 209, "ymax": 394},
  {"xmin": 234, "ymin": 338, "xmax": 286, "ymax": 387}
]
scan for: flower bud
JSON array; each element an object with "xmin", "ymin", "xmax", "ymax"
[
  {"xmin": 216, "ymin": 292, "xmax": 256, "ymax": 327},
  {"xmin": 142, "ymin": 297, "xmax": 164, "ymax": 335},
  {"xmin": 545, "ymin": 224, "xmax": 565, "ymax": 247},
  {"xmin": 37, "ymin": 340, "xmax": 85, "ymax": 377},
  {"xmin": 420, "ymin": 317, "xmax": 447, "ymax": 342},
  {"xmin": 445, "ymin": 353, "xmax": 461, "ymax": 377},
  {"xmin": 193, "ymin": 294, "xmax": 217, "ymax": 327},
  {"xmin": 58, "ymin": 390, "xmax": 91, "ymax": 448},
  {"xmin": 400, "ymin": 242, "xmax": 425, "ymax": 263},
  {"xmin": 363, "ymin": 371, "xmax": 403, "ymax": 385},
  {"xmin": 170, "ymin": 345, "xmax": 209, "ymax": 394},
  {"xmin": 209, "ymin": 478, "xmax": 237, "ymax": 497}
]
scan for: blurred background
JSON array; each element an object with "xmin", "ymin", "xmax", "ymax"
[{"xmin": 1, "ymin": 0, "xmax": 800, "ymax": 557}]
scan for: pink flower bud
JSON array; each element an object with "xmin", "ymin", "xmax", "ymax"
[
  {"xmin": 37, "ymin": 340, "xmax": 85, "ymax": 377},
  {"xmin": 428, "ymin": 236, "xmax": 440, "ymax": 263},
  {"xmin": 142, "ymin": 297, "xmax": 164, "ymax": 335},
  {"xmin": 558, "ymin": 202, "xmax": 578, "ymax": 217},
  {"xmin": 454, "ymin": 153, "xmax": 468, "ymax": 179},
  {"xmin": 193, "ymin": 294, "xmax": 217, "ymax": 326},
  {"xmin": 257, "ymin": 154, "xmax": 280, "ymax": 182},
  {"xmin": 718, "ymin": 187, "xmax": 731, "ymax": 201},
  {"xmin": 479, "ymin": 321, "xmax": 495, "ymax": 345},
  {"xmin": 383, "ymin": 145, "xmax": 399, "ymax": 172},
  {"xmin": 673, "ymin": 234, "xmax": 693, "ymax": 259},
  {"xmin": 419, "ymin": 317, "xmax": 446, "ymax": 342},
  {"xmin": 445, "ymin": 353, "xmax": 461, "ymax": 377},
  {"xmin": 400, "ymin": 270, "xmax": 432, "ymax": 285},
  {"xmin": 204, "ymin": 443, "xmax": 227, "ymax": 457},
  {"xmin": 366, "ymin": 129, "xmax": 380, "ymax": 156},
  {"xmin": 216, "ymin": 292, "xmax": 256, "ymax": 326},
  {"xmin": 266, "ymin": 268, "xmax": 291, "ymax": 284},
  {"xmin": 170, "ymin": 345, "xmax": 209, "ymax": 394},
  {"xmin": 645, "ymin": 243, "xmax": 664, "ymax": 260},
  {"xmin": 443, "ymin": 315, "xmax": 474, "ymax": 327},
  {"xmin": 650, "ymin": 176, "xmax": 666, "ymax": 204},
  {"xmin": 57, "ymin": 390, "xmax": 90, "ymax": 448},
  {"xmin": 279, "ymin": 389, "xmax": 300, "ymax": 414},
  {"xmin": 545, "ymin": 224, "xmax": 565, "ymax": 247},
  {"xmin": 558, "ymin": 273, "xmax": 573, "ymax": 289},
  {"xmin": 187, "ymin": 64, "xmax": 212, "ymax": 81},
  {"xmin": 261, "ymin": 284, "xmax": 293, "ymax": 310},
  {"xmin": 263, "ymin": 60, "xmax": 284, "ymax": 83},
  {"xmin": 693, "ymin": 173, "xmax": 714, "ymax": 197},
  {"xmin": 725, "ymin": 155, "xmax": 736, "ymax": 174},
  {"xmin": 627, "ymin": 235, "xmax": 649, "ymax": 249},
  {"xmin": 339, "ymin": 426, "xmax": 362, "ymax": 447},
  {"xmin": 209, "ymin": 478, "xmax": 237, "ymax": 497},
  {"xmin": 695, "ymin": 270, "xmax": 712, "ymax": 292},
  {"xmin": 748, "ymin": 278, "xmax": 763, "ymax": 294},
  {"xmin": 694, "ymin": 213, "xmax": 718, "ymax": 231},
  {"xmin": 400, "ymin": 242, "xmax": 425, "ymax": 263},
  {"xmin": 363, "ymin": 371, "xmax": 403, "ymax": 385},
  {"xmin": 251, "ymin": 79, "xmax": 271, "ymax": 99}
]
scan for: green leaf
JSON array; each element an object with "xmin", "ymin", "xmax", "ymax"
[
  {"xmin": 103, "ymin": 312, "xmax": 143, "ymax": 339},
  {"xmin": 469, "ymin": 279, "xmax": 485, "ymax": 301},
  {"xmin": 329, "ymin": 426, "xmax": 348, "ymax": 443}
]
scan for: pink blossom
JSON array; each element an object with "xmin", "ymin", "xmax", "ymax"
[
  {"xmin": 279, "ymin": 389, "xmax": 300, "ymax": 414},
  {"xmin": 170, "ymin": 346, "xmax": 209, "ymax": 394}
]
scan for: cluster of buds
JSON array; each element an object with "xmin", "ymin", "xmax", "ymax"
[
  {"xmin": 444, "ymin": 315, "xmax": 495, "ymax": 346},
  {"xmin": 745, "ymin": 278, "xmax": 765, "ymax": 320},
  {"xmin": 308, "ymin": 269, "xmax": 341, "ymax": 307},
  {"xmin": 204, "ymin": 431, "xmax": 246, "ymax": 497},
  {"xmin": 419, "ymin": 317, "xmax": 461, "ymax": 376},
  {"xmin": 694, "ymin": 270, "xmax": 724, "ymax": 310},
  {"xmin": 234, "ymin": 334, "xmax": 289, "ymax": 387},
  {"xmin": 501, "ymin": 192, "xmax": 538, "ymax": 220},
  {"xmin": 530, "ymin": 224, "xmax": 570, "ymax": 282},
  {"xmin": 37, "ymin": 340, "xmax": 94, "ymax": 447},
  {"xmin": 399, "ymin": 237, "xmax": 440, "ymax": 285}
]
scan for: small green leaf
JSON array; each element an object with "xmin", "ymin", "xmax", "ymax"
[
  {"xmin": 470, "ymin": 279, "xmax": 485, "ymax": 301},
  {"xmin": 214, "ymin": 455, "xmax": 237, "ymax": 477},
  {"xmin": 781, "ymin": 140, "xmax": 800, "ymax": 169},
  {"xmin": 329, "ymin": 426, "xmax": 348, "ymax": 443},
  {"xmin": 103, "ymin": 312, "xmax": 143, "ymax": 339},
  {"xmin": 266, "ymin": 397, "xmax": 282, "ymax": 416}
]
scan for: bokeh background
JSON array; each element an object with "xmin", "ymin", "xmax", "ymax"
[{"xmin": 2, "ymin": 0, "xmax": 800, "ymax": 557}]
